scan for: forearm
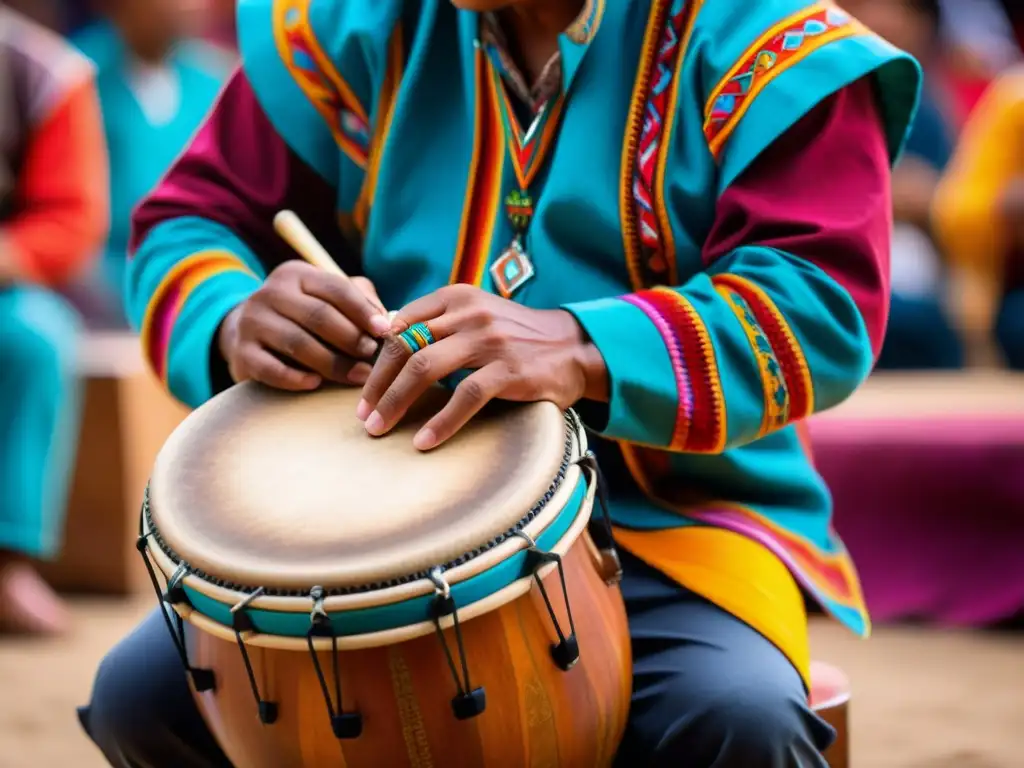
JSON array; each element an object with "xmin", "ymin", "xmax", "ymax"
[
  {"xmin": 567, "ymin": 77, "xmax": 892, "ymax": 453},
  {"xmin": 129, "ymin": 69, "xmax": 350, "ymax": 406},
  {"xmin": 565, "ymin": 248, "xmax": 874, "ymax": 453},
  {"xmin": 129, "ymin": 217, "xmax": 263, "ymax": 408}
]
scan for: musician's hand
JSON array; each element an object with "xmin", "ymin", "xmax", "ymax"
[
  {"xmin": 357, "ymin": 284, "xmax": 608, "ymax": 450},
  {"xmin": 219, "ymin": 261, "xmax": 392, "ymax": 391}
]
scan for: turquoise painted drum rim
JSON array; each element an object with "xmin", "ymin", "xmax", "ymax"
[{"xmin": 179, "ymin": 475, "xmax": 589, "ymax": 638}]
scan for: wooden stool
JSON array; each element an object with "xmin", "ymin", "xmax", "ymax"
[
  {"xmin": 810, "ymin": 661, "xmax": 850, "ymax": 768},
  {"xmin": 37, "ymin": 333, "xmax": 189, "ymax": 594}
]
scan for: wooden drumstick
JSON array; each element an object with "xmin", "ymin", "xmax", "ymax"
[
  {"xmin": 273, "ymin": 209, "xmax": 397, "ymax": 322},
  {"xmin": 273, "ymin": 210, "xmax": 349, "ymax": 277}
]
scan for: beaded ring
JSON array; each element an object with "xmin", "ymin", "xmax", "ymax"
[{"xmin": 398, "ymin": 322, "xmax": 436, "ymax": 354}]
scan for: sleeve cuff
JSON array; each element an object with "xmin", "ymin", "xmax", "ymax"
[
  {"xmin": 166, "ymin": 270, "xmax": 260, "ymax": 409},
  {"xmin": 561, "ymin": 296, "xmax": 678, "ymax": 447}
]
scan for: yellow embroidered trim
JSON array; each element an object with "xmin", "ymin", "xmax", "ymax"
[
  {"xmin": 715, "ymin": 283, "xmax": 790, "ymax": 437},
  {"xmin": 703, "ymin": 2, "xmax": 862, "ymax": 158},
  {"xmin": 273, "ymin": 0, "xmax": 371, "ymax": 169},
  {"xmin": 140, "ymin": 251, "xmax": 255, "ymax": 382}
]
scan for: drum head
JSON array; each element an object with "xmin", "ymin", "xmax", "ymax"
[{"xmin": 147, "ymin": 383, "xmax": 570, "ymax": 592}]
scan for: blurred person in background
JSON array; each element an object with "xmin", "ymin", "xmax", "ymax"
[
  {"xmin": 842, "ymin": 0, "xmax": 963, "ymax": 368},
  {"xmin": 0, "ymin": 2, "xmax": 108, "ymax": 633},
  {"xmin": 203, "ymin": 0, "xmax": 239, "ymax": 52},
  {"xmin": 937, "ymin": 0, "xmax": 1020, "ymax": 121},
  {"xmin": 72, "ymin": 0, "xmax": 230, "ymax": 327},
  {"xmin": 933, "ymin": 69, "xmax": 1024, "ymax": 370}
]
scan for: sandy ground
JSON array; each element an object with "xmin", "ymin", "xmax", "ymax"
[{"xmin": 0, "ymin": 599, "xmax": 1020, "ymax": 768}]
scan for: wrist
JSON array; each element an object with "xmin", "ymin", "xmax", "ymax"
[
  {"xmin": 217, "ymin": 305, "xmax": 243, "ymax": 372},
  {"xmin": 577, "ymin": 341, "xmax": 609, "ymax": 403},
  {"xmin": 556, "ymin": 309, "xmax": 608, "ymax": 403}
]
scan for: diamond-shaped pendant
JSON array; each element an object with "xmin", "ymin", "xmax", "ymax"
[{"xmin": 490, "ymin": 240, "xmax": 535, "ymax": 299}]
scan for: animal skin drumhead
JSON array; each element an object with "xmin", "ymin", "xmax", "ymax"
[{"xmin": 147, "ymin": 383, "xmax": 570, "ymax": 592}]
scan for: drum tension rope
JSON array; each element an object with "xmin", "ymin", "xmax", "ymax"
[
  {"xmin": 577, "ymin": 450, "xmax": 623, "ymax": 586},
  {"xmin": 513, "ymin": 530, "xmax": 580, "ymax": 672},
  {"xmin": 230, "ymin": 587, "xmax": 279, "ymax": 724},
  {"xmin": 306, "ymin": 586, "xmax": 364, "ymax": 740},
  {"xmin": 428, "ymin": 567, "xmax": 487, "ymax": 721},
  {"xmin": 136, "ymin": 532, "xmax": 216, "ymax": 693}
]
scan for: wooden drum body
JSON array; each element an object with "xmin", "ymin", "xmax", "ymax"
[{"xmin": 140, "ymin": 384, "xmax": 631, "ymax": 768}]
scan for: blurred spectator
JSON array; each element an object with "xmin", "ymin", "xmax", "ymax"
[
  {"xmin": 939, "ymin": 0, "xmax": 1020, "ymax": 73},
  {"xmin": 938, "ymin": 0, "xmax": 1020, "ymax": 121},
  {"xmin": 2, "ymin": 0, "xmax": 65, "ymax": 29},
  {"xmin": 0, "ymin": 3, "xmax": 108, "ymax": 634},
  {"xmin": 72, "ymin": 0, "xmax": 230, "ymax": 327},
  {"xmin": 843, "ymin": 0, "xmax": 964, "ymax": 368},
  {"xmin": 203, "ymin": 0, "xmax": 238, "ymax": 52},
  {"xmin": 933, "ymin": 69, "xmax": 1024, "ymax": 370}
]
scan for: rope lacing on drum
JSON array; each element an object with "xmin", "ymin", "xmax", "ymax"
[
  {"xmin": 428, "ymin": 567, "xmax": 487, "ymax": 720},
  {"xmin": 513, "ymin": 530, "xmax": 581, "ymax": 671},
  {"xmin": 576, "ymin": 449, "xmax": 623, "ymax": 586},
  {"xmin": 306, "ymin": 586, "xmax": 363, "ymax": 739},
  {"xmin": 135, "ymin": 527, "xmax": 215, "ymax": 693},
  {"xmin": 230, "ymin": 587, "xmax": 278, "ymax": 724}
]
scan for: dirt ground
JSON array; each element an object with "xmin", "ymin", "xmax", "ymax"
[{"xmin": 0, "ymin": 598, "xmax": 1020, "ymax": 768}]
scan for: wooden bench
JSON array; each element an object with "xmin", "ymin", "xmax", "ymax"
[{"xmin": 38, "ymin": 333, "xmax": 189, "ymax": 595}]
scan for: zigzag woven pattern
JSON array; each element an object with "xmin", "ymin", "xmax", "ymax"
[
  {"xmin": 277, "ymin": 0, "xmax": 371, "ymax": 166},
  {"xmin": 703, "ymin": 4, "xmax": 859, "ymax": 157},
  {"xmin": 633, "ymin": 0, "xmax": 691, "ymax": 264}
]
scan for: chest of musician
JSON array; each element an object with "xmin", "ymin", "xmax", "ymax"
[{"xmin": 344, "ymin": 11, "xmax": 718, "ymax": 310}]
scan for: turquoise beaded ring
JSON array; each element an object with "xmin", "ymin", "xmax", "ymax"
[{"xmin": 398, "ymin": 322, "xmax": 435, "ymax": 354}]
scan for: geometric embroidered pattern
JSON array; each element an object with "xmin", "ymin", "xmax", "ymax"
[
  {"xmin": 141, "ymin": 251, "xmax": 256, "ymax": 384},
  {"xmin": 565, "ymin": 0, "xmax": 606, "ymax": 44},
  {"xmin": 274, "ymin": 0, "xmax": 371, "ymax": 169},
  {"xmin": 703, "ymin": 2, "xmax": 861, "ymax": 159},
  {"xmin": 621, "ymin": 0, "xmax": 703, "ymax": 291},
  {"xmin": 713, "ymin": 274, "xmax": 814, "ymax": 424},
  {"xmin": 716, "ymin": 283, "xmax": 790, "ymax": 437},
  {"xmin": 623, "ymin": 287, "xmax": 727, "ymax": 454}
]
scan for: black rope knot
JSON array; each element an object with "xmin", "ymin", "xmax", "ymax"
[
  {"xmin": 135, "ymin": 530, "xmax": 216, "ymax": 693},
  {"xmin": 428, "ymin": 568, "xmax": 487, "ymax": 720},
  {"xmin": 514, "ymin": 531, "xmax": 581, "ymax": 672},
  {"xmin": 306, "ymin": 586, "xmax": 363, "ymax": 739},
  {"xmin": 230, "ymin": 588, "xmax": 278, "ymax": 725}
]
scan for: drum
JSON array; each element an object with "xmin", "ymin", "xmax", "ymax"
[{"xmin": 138, "ymin": 382, "xmax": 631, "ymax": 767}]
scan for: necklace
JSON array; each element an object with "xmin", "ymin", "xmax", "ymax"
[{"xmin": 483, "ymin": 51, "xmax": 566, "ymax": 298}]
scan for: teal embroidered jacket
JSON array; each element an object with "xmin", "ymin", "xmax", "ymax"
[{"xmin": 126, "ymin": 0, "xmax": 921, "ymax": 652}]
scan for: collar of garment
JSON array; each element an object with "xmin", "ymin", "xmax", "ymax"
[{"xmin": 480, "ymin": 11, "xmax": 565, "ymax": 114}]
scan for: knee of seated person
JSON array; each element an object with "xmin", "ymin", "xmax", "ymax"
[
  {"xmin": 84, "ymin": 648, "xmax": 162, "ymax": 752},
  {"xmin": 653, "ymin": 676, "xmax": 828, "ymax": 763},
  {"xmin": 0, "ymin": 287, "xmax": 81, "ymax": 382}
]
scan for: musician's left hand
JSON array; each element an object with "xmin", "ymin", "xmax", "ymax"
[{"xmin": 357, "ymin": 284, "xmax": 608, "ymax": 450}]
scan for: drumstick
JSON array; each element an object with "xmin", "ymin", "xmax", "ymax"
[
  {"xmin": 273, "ymin": 209, "xmax": 397, "ymax": 322},
  {"xmin": 273, "ymin": 210, "xmax": 349, "ymax": 278}
]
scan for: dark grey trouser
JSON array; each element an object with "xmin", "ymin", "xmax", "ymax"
[{"xmin": 79, "ymin": 552, "xmax": 833, "ymax": 767}]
